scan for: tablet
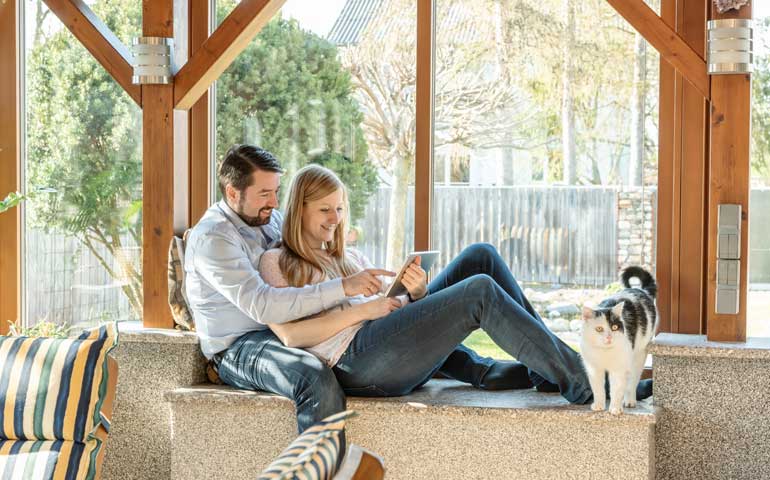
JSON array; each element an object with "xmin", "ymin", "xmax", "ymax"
[{"xmin": 384, "ymin": 250, "xmax": 440, "ymax": 297}]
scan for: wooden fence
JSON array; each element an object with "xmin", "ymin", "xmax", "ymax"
[{"xmin": 358, "ymin": 185, "xmax": 620, "ymax": 287}]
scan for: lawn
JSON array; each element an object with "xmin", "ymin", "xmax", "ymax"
[{"xmin": 463, "ymin": 330, "xmax": 580, "ymax": 360}]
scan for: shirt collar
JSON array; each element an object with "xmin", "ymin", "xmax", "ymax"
[{"xmin": 217, "ymin": 200, "xmax": 251, "ymax": 232}]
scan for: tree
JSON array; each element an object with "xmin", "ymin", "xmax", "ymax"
[
  {"xmin": 216, "ymin": 2, "xmax": 377, "ymax": 221},
  {"xmin": 26, "ymin": 0, "xmax": 143, "ymax": 318},
  {"xmin": 26, "ymin": 0, "xmax": 375, "ymax": 321},
  {"xmin": 751, "ymin": 18, "xmax": 770, "ymax": 185},
  {"xmin": 341, "ymin": 0, "xmax": 541, "ymax": 268}
]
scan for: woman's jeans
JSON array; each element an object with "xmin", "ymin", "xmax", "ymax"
[
  {"xmin": 333, "ymin": 243, "xmax": 593, "ymax": 404},
  {"xmin": 217, "ymin": 243, "xmax": 592, "ymax": 439}
]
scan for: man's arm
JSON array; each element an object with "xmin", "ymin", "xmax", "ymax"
[{"xmin": 193, "ymin": 232, "xmax": 345, "ymax": 325}]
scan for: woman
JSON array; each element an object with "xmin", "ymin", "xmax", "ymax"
[{"xmin": 258, "ymin": 165, "xmax": 616, "ymax": 403}]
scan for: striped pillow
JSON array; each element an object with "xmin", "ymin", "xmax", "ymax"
[
  {"xmin": 0, "ymin": 323, "xmax": 118, "ymax": 442},
  {"xmin": 258, "ymin": 410, "xmax": 355, "ymax": 480},
  {"xmin": 0, "ymin": 439, "xmax": 99, "ymax": 479}
]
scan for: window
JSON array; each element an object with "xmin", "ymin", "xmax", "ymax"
[
  {"xmin": 431, "ymin": 0, "xmax": 660, "ymax": 356},
  {"xmin": 22, "ymin": 0, "xmax": 143, "ymax": 329},
  {"xmin": 214, "ymin": 0, "xmax": 416, "ymax": 270},
  {"xmin": 749, "ymin": 3, "xmax": 770, "ymax": 337}
]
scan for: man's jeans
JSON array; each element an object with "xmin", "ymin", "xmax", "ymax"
[{"xmin": 333, "ymin": 243, "xmax": 593, "ymax": 404}]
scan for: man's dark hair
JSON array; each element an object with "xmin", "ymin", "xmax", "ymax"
[{"xmin": 218, "ymin": 144, "xmax": 283, "ymax": 197}]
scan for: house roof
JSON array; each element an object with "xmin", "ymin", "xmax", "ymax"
[{"xmin": 327, "ymin": 0, "xmax": 384, "ymax": 46}]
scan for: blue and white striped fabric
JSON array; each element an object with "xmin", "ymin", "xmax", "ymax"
[{"xmin": 0, "ymin": 323, "xmax": 118, "ymax": 479}]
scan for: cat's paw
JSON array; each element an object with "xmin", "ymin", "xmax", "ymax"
[
  {"xmin": 623, "ymin": 399, "xmax": 637, "ymax": 408},
  {"xmin": 590, "ymin": 402, "xmax": 605, "ymax": 412},
  {"xmin": 609, "ymin": 403, "xmax": 623, "ymax": 415}
]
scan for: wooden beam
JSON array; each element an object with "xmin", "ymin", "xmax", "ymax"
[
  {"xmin": 173, "ymin": 0, "xmax": 285, "ymax": 110},
  {"xmin": 677, "ymin": 0, "xmax": 709, "ymax": 334},
  {"xmin": 43, "ymin": 0, "xmax": 141, "ymax": 105},
  {"xmin": 189, "ymin": 0, "xmax": 212, "ymax": 225},
  {"xmin": 414, "ymin": 0, "xmax": 434, "ymax": 252},
  {"xmin": 0, "ymin": 0, "xmax": 21, "ymax": 335},
  {"xmin": 706, "ymin": 3, "xmax": 752, "ymax": 342},
  {"xmin": 142, "ymin": 0, "xmax": 175, "ymax": 329},
  {"xmin": 605, "ymin": 0, "xmax": 710, "ymax": 100}
]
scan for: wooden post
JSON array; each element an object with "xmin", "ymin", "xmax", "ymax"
[
  {"xmin": 706, "ymin": 3, "xmax": 752, "ymax": 342},
  {"xmin": 142, "ymin": 0, "xmax": 176, "ymax": 328},
  {"xmin": 415, "ymin": 0, "xmax": 434, "ymax": 252},
  {"xmin": 656, "ymin": 0, "xmax": 710, "ymax": 334},
  {"xmin": 0, "ymin": 0, "xmax": 21, "ymax": 335}
]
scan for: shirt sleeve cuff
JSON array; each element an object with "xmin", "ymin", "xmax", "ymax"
[{"xmin": 319, "ymin": 278, "xmax": 346, "ymax": 309}]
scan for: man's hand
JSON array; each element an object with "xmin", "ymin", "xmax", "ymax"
[
  {"xmin": 401, "ymin": 256, "xmax": 428, "ymax": 300},
  {"xmin": 342, "ymin": 269, "xmax": 396, "ymax": 297}
]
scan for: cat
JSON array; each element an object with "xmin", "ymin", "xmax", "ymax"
[{"xmin": 580, "ymin": 266, "xmax": 658, "ymax": 415}]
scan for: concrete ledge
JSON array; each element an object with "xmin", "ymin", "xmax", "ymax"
[
  {"xmin": 103, "ymin": 321, "xmax": 206, "ymax": 480},
  {"xmin": 652, "ymin": 333, "xmax": 770, "ymax": 480},
  {"xmin": 652, "ymin": 333, "xmax": 770, "ymax": 359},
  {"xmin": 167, "ymin": 380, "xmax": 656, "ymax": 480}
]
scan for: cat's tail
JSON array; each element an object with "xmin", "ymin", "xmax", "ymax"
[{"xmin": 621, "ymin": 266, "xmax": 657, "ymax": 299}]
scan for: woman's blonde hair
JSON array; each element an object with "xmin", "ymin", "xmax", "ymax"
[{"xmin": 280, "ymin": 164, "xmax": 360, "ymax": 287}]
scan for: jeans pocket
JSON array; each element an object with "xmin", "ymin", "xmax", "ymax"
[{"xmin": 343, "ymin": 384, "xmax": 389, "ymax": 397}]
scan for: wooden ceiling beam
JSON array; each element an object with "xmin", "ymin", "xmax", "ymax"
[
  {"xmin": 43, "ymin": 0, "xmax": 141, "ymax": 105},
  {"xmin": 173, "ymin": 0, "xmax": 285, "ymax": 110},
  {"xmin": 605, "ymin": 0, "xmax": 710, "ymax": 100}
]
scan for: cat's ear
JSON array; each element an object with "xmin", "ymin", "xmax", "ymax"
[
  {"xmin": 582, "ymin": 305, "xmax": 595, "ymax": 321},
  {"xmin": 612, "ymin": 301, "xmax": 625, "ymax": 318}
]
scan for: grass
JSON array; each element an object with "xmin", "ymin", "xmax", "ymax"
[
  {"xmin": 463, "ymin": 330, "xmax": 514, "ymax": 360},
  {"xmin": 463, "ymin": 330, "xmax": 580, "ymax": 361}
]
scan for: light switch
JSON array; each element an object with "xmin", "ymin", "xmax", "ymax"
[
  {"xmin": 716, "ymin": 287, "xmax": 739, "ymax": 315},
  {"xmin": 716, "ymin": 205, "xmax": 742, "ymax": 314},
  {"xmin": 717, "ymin": 204, "xmax": 741, "ymax": 260}
]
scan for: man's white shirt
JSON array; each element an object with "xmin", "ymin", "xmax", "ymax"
[{"xmin": 184, "ymin": 200, "xmax": 346, "ymax": 358}]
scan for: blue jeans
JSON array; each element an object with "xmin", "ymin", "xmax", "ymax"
[{"xmin": 333, "ymin": 243, "xmax": 593, "ymax": 404}]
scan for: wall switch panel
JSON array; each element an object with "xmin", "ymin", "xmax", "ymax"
[{"xmin": 716, "ymin": 204, "xmax": 742, "ymax": 315}]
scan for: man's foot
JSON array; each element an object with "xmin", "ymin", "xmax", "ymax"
[{"xmin": 478, "ymin": 361, "xmax": 533, "ymax": 390}]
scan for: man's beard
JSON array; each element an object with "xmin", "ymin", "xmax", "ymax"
[{"xmin": 236, "ymin": 198, "xmax": 272, "ymax": 227}]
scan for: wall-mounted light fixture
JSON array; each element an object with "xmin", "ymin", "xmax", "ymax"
[
  {"xmin": 131, "ymin": 37, "xmax": 173, "ymax": 84},
  {"xmin": 707, "ymin": 19, "xmax": 753, "ymax": 75}
]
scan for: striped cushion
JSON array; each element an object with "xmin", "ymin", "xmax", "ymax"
[
  {"xmin": 0, "ymin": 323, "xmax": 118, "ymax": 442},
  {"xmin": 258, "ymin": 410, "xmax": 355, "ymax": 480},
  {"xmin": 0, "ymin": 439, "xmax": 100, "ymax": 479}
]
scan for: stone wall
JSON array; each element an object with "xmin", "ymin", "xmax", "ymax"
[{"xmin": 616, "ymin": 187, "xmax": 657, "ymax": 274}]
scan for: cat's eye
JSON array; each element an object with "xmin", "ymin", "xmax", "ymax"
[
  {"xmin": 611, "ymin": 325, "xmax": 619, "ymax": 331},
  {"xmin": 595, "ymin": 326, "xmax": 604, "ymax": 333}
]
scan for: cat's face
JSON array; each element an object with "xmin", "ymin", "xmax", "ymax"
[{"xmin": 581, "ymin": 303, "xmax": 625, "ymax": 348}]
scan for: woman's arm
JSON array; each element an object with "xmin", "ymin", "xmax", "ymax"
[
  {"xmin": 258, "ymin": 249, "xmax": 401, "ymax": 348},
  {"xmin": 268, "ymin": 306, "xmax": 361, "ymax": 348}
]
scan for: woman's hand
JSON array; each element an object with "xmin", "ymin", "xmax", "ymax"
[
  {"xmin": 401, "ymin": 256, "xmax": 428, "ymax": 300},
  {"xmin": 342, "ymin": 268, "xmax": 396, "ymax": 297},
  {"xmin": 354, "ymin": 297, "xmax": 402, "ymax": 321}
]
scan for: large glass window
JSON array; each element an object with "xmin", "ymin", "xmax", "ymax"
[
  {"xmin": 431, "ymin": 0, "xmax": 660, "ymax": 355},
  {"xmin": 215, "ymin": 0, "xmax": 416, "ymax": 270},
  {"xmin": 749, "ymin": 4, "xmax": 770, "ymax": 337},
  {"xmin": 22, "ymin": 0, "xmax": 143, "ymax": 329}
]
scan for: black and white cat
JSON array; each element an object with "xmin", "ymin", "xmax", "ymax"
[{"xmin": 580, "ymin": 266, "xmax": 658, "ymax": 415}]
